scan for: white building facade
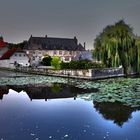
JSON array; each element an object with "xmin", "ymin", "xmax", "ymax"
[
  {"xmin": 0, "ymin": 51, "xmax": 30, "ymax": 68},
  {"xmin": 10, "ymin": 51, "xmax": 30, "ymax": 67}
]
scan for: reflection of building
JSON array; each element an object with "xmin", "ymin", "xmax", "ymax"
[
  {"xmin": 24, "ymin": 35, "xmax": 85, "ymax": 65},
  {"xmin": 24, "ymin": 84, "xmax": 80, "ymax": 100},
  {"xmin": 3, "ymin": 84, "xmax": 95, "ymax": 101},
  {"xmin": 0, "ymin": 86, "xmax": 9, "ymax": 100},
  {"xmin": 93, "ymin": 101, "xmax": 140, "ymax": 127}
]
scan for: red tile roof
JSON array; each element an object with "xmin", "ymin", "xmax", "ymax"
[
  {"xmin": 0, "ymin": 40, "xmax": 7, "ymax": 48},
  {"xmin": 0, "ymin": 47, "xmax": 17, "ymax": 60}
]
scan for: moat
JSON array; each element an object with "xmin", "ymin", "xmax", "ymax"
[{"xmin": 0, "ymin": 70, "xmax": 140, "ymax": 140}]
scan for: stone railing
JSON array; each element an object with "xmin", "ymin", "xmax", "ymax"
[
  {"xmin": 91, "ymin": 68, "xmax": 124, "ymax": 79},
  {"xmin": 15, "ymin": 67, "xmax": 125, "ymax": 80},
  {"xmin": 16, "ymin": 67, "xmax": 92, "ymax": 78}
]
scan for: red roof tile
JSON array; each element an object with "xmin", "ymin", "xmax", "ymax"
[
  {"xmin": 0, "ymin": 48, "xmax": 17, "ymax": 60},
  {"xmin": 0, "ymin": 40, "xmax": 7, "ymax": 48}
]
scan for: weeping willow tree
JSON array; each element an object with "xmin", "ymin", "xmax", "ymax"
[
  {"xmin": 135, "ymin": 38, "xmax": 140, "ymax": 72},
  {"xmin": 94, "ymin": 20, "xmax": 136, "ymax": 75}
]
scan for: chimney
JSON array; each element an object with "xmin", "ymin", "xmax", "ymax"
[
  {"xmin": 74, "ymin": 36, "xmax": 77, "ymax": 44},
  {"xmin": 45, "ymin": 35, "xmax": 48, "ymax": 38},
  {"xmin": 0, "ymin": 36, "xmax": 3, "ymax": 41},
  {"xmin": 84, "ymin": 42, "xmax": 86, "ymax": 50}
]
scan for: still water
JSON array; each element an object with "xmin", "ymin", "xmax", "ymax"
[{"xmin": 0, "ymin": 84, "xmax": 140, "ymax": 140}]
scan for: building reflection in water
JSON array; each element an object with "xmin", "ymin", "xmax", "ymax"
[
  {"xmin": 1, "ymin": 84, "xmax": 140, "ymax": 127},
  {"xmin": 93, "ymin": 101, "xmax": 140, "ymax": 127},
  {"xmin": 0, "ymin": 83, "xmax": 98, "ymax": 101},
  {"xmin": 0, "ymin": 86, "xmax": 9, "ymax": 100}
]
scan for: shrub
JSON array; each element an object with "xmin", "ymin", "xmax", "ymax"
[
  {"xmin": 60, "ymin": 60, "xmax": 104, "ymax": 69},
  {"xmin": 41, "ymin": 56, "xmax": 52, "ymax": 66},
  {"xmin": 51, "ymin": 56, "xmax": 61, "ymax": 70}
]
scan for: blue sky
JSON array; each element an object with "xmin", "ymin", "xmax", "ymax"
[{"xmin": 0, "ymin": 0, "xmax": 140, "ymax": 49}]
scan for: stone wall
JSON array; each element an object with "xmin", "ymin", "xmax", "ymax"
[
  {"xmin": 91, "ymin": 68, "xmax": 124, "ymax": 79},
  {"xmin": 15, "ymin": 67, "xmax": 124, "ymax": 80}
]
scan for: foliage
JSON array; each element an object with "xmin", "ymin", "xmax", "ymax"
[
  {"xmin": 60, "ymin": 60, "xmax": 104, "ymax": 69},
  {"xmin": 41, "ymin": 56, "xmax": 52, "ymax": 66},
  {"xmin": 60, "ymin": 61, "xmax": 70, "ymax": 69},
  {"xmin": 51, "ymin": 56, "xmax": 61, "ymax": 70},
  {"xmin": 8, "ymin": 41, "xmax": 27, "ymax": 49},
  {"xmin": 135, "ymin": 38, "xmax": 140, "ymax": 72},
  {"xmin": 51, "ymin": 83, "xmax": 62, "ymax": 93},
  {"xmin": 94, "ymin": 20, "xmax": 136, "ymax": 75}
]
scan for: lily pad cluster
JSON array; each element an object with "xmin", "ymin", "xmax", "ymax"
[
  {"xmin": 1, "ymin": 72, "xmax": 140, "ymax": 108},
  {"xmin": 78, "ymin": 78, "xmax": 140, "ymax": 107},
  {"xmin": 0, "ymin": 75, "xmax": 67, "ymax": 86}
]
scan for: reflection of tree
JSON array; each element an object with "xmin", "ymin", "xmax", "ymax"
[
  {"xmin": 6, "ymin": 84, "xmax": 96, "ymax": 101},
  {"xmin": 93, "ymin": 101, "xmax": 140, "ymax": 127},
  {"xmin": 0, "ymin": 84, "xmax": 98, "ymax": 101},
  {"xmin": 51, "ymin": 83, "xmax": 62, "ymax": 93}
]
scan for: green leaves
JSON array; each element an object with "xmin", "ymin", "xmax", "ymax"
[
  {"xmin": 94, "ymin": 20, "xmax": 136, "ymax": 75},
  {"xmin": 51, "ymin": 56, "xmax": 61, "ymax": 70},
  {"xmin": 41, "ymin": 56, "xmax": 52, "ymax": 66},
  {"xmin": 60, "ymin": 60, "xmax": 104, "ymax": 69}
]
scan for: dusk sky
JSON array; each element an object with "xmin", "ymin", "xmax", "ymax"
[{"xmin": 0, "ymin": 0, "xmax": 140, "ymax": 49}]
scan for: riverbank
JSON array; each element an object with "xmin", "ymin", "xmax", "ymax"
[{"xmin": 0, "ymin": 67, "xmax": 137, "ymax": 80}]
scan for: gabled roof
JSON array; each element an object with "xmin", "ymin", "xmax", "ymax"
[
  {"xmin": 0, "ymin": 47, "xmax": 17, "ymax": 60},
  {"xmin": 27, "ymin": 35, "xmax": 85, "ymax": 51}
]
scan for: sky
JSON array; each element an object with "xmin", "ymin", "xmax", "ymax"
[{"xmin": 0, "ymin": 0, "xmax": 140, "ymax": 49}]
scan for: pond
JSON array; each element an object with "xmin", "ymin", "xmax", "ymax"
[{"xmin": 0, "ymin": 70, "xmax": 140, "ymax": 140}]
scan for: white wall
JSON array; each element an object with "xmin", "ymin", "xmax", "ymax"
[
  {"xmin": 10, "ymin": 52, "xmax": 30, "ymax": 66},
  {"xmin": 0, "ymin": 60, "xmax": 15, "ymax": 68},
  {"xmin": 0, "ymin": 52, "xmax": 30, "ymax": 68},
  {"xmin": 0, "ymin": 47, "xmax": 8, "ymax": 58}
]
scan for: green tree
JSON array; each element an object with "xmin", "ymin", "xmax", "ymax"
[
  {"xmin": 51, "ymin": 56, "xmax": 61, "ymax": 70},
  {"xmin": 135, "ymin": 38, "xmax": 140, "ymax": 72},
  {"xmin": 41, "ymin": 56, "xmax": 52, "ymax": 66},
  {"xmin": 60, "ymin": 60, "xmax": 103, "ymax": 69},
  {"xmin": 94, "ymin": 20, "xmax": 135, "ymax": 75},
  {"xmin": 60, "ymin": 61, "xmax": 70, "ymax": 69}
]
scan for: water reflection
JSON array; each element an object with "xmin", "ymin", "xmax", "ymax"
[
  {"xmin": 0, "ymin": 83, "xmax": 98, "ymax": 101},
  {"xmin": 1, "ymin": 83, "xmax": 140, "ymax": 127},
  {"xmin": 93, "ymin": 101, "xmax": 140, "ymax": 127},
  {"xmin": 0, "ymin": 86, "xmax": 9, "ymax": 99},
  {"xmin": 0, "ymin": 84, "xmax": 140, "ymax": 139}
]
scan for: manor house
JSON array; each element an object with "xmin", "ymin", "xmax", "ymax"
[{"xmin": 24, "ymin": 35, "xmax": 85, "ymax": 65}]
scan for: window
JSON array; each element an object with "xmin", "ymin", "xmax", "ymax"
[
  {"xmin": 69, "ymin": 51, "xmax": 72, "ymax": 55},
  {"xmin": 15, "ymin": 54, "xmax": 17, "ymax": 56},
  {"xmin": 39, "ymin": 57, "xmax": 42, "ymax": 61},
  {"xmin": 64, "ymin": 51, "xmax": 67, "ymax": 55},
  {"xmin": 59, "ymin": 50, "xmax": 62, "ymax": 55},
  {"xmin": 54, "ymin": 50, "xmax": 57, "ymax": 55},
  {"xmin": 65, "ymin": 57, "xmax": 69, "ymax": 61},
  {"xmin": 19, "ymin": 54, "xmax": 21, "ymax": 57}
]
